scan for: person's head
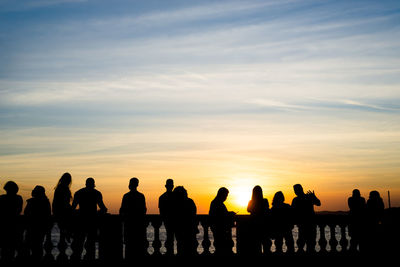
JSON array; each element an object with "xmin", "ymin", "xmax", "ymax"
[
  {"xmin": 165, "ymin": 178, "xmax": 174, "ymax": 191},
  {"xmin": 216, "ymin": 187, "xmax": 229, "ymax": 202},
  {"xmin": 56, "ymin": 172, "xmax": 72, "ymax": 189},
  {"xmin": 4, "ymin": 181, "xmax": 19, "ymax": 195},
  {"xmin": 129, "ymin": 177, "xmax": 139, "ymax": 190},
  {"xmin": 369, "ymin": 190, "xmax": 380, "ymax": 200},
  {"xmin": 85, "ymin": 178, "xmax": 95, "ymax": 189},
  {"xmin": 32, "ymin": 185, "xmax": 46, "ymax": 199},
  {"xmin": 251, "ymin": 185, "xmax": 263, "ymax": 201},
  {"xmin": 293, "ymin": 184, "xmax": 304, "ymax": 196},
  {"xmin": 272, "ymin": 191, "xmax": 285, "ymax": 206},
  {"xmin": 352, "ymin": 189, "xmax": 361, "ymax": 198},
  {"xmin": 173, "ymin": 186, "xmax": 187, "ymax": 200}
]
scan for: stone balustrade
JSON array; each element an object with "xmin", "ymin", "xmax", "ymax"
[{"xmin": 1, "ymin": 210, "xmax": 398, "ymax": 262}]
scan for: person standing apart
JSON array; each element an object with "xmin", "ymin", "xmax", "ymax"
[{"xmin": 120, "ymin": 178, "xmax": 147, "ymax": 259}]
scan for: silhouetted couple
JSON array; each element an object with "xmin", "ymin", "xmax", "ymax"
[
  {"xmin": 348, "ymin": 189, "xmax": 384, "ymax": 253},
  {"xmin": 0, "ymin": 181, "xmax": 51, "ymax": 261},
  {"xmin": 158, "ymin": 179, "xmax": 198, "ymax": 256}
]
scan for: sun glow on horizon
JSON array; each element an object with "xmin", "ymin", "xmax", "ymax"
[{"xmin": 227, "ymin": 177, "xmax": 261, "ymax": 213}]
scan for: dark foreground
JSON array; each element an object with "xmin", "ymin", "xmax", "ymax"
[{"xmin": 1, "ymin": 253, "xmax": 396, "ymax": 267}]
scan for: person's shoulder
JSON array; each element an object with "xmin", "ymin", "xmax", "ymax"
[
  {"xmin": 188, "ymin": 198, "xmax": 195, "ymax": 205},
  {"xmin": 75, "ymin": 187, "xmax": 85, "ymax": 194}
]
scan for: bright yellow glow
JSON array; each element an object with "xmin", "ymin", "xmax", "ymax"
[
  {"xmin": 226, "ymin": 177, "xmax": 260, "ymax": 214},
  {"xmin": 234, "ymin": 191, "xmax": 250, "ymax": 208}
]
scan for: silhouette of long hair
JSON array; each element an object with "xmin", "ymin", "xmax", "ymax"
[
  {"xmin": 55, "ymin": 172, "xmax": 72, "ymax": 190},
  {"xmin": 272, "ymin": 191, "xmax": 285, "ymax": 207}
]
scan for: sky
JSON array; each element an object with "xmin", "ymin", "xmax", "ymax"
[{"xmin": 0, "ymin": 0, "xmax": 399, "ymax": 214}]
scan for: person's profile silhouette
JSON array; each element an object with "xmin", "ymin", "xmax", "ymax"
[
  {"xmin": 0, "ymin": 181, "xmax": 23, "ymax": 261},
  {"xmin": 52, "ymin": 173, "xmax": 73, "ymax": 245},
  {"xmin": 271, "ymin": 191, "xmax": 294, "ymax": 254},
  {"xmin": 365, "ymin": 190, "xmax": 384, "ymax": 253},
  {"xmin": 348, "ymin": 189, "xmax": 366, "ymax": 252},
  {"xmin": 71, "ymin": 178, "xmax": 107, "ymax": 261},
  {"xmin": 120, "ymin": 177, "xmax": 147, "ymax": 258},
  {"xmin": 247, "ymin": 185, "xmax": 270, "ymax": 255},
  {"xmin": 24, "ymin": 185, "xmax": 52, "ymax": 261},
  {"xmin": 171, "ymin": 186, "xmax": 198, "ymax": 256},
  {"xmin": 158, "ymin": 178, "xmax": 175, "ymax": 255},
  {"xmin": 291, "ymin": 184, "xmax": 320, "ymax": 253},
  {"xmin": 209, "ymin": 187, "xmax": 235, "ymax": 256}
]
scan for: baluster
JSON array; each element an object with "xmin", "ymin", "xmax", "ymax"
[
  {"xmin": 328, "ymin": 224, "xmax": 338, "ymax": 253},
  {"xmin": 145, "ymin": 220, "xmax": 152, "ymax": 256},
  {"xmin": 43, "ymin": 228, "xmax": 55, "ymax": 262},
  {"xmin": 318, "ymin": 224, "xmax": 327, "ymax": 253},
  {"xmin": 339, "ymin": 224, "xmax": 348, "ymax": 253},
  {"xmin": 151, "ymin": 218, "xmax": 162, "ymax": 256},
  {"xmin": 201, "ymin": 219, "xmax": 211, "ymax": 255}
]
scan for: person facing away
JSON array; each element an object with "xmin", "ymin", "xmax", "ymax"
[
  {"xmin": 71, "ymin": 178, "xmax": 107, "ymax": 261},
  {"xmin": 120, "ymin": 177, "xmax": 147, "ymax": 258},
  {"xmin": 0, "ymin": 181, "xmax": 23, "ymax": 261},
  {"xmin": 291, "ymin": 184, "xmax": 321, "ymax": 253},
  {"xmin": 52, "ymin": 172, "xmax": 73, "ymax": 242},
  {"xmin": 24, "ymin": 185, "xmax": 52, "ymax": 261},
  {"xmin": 158, "ymin": 178, "xmax": 175, "ymax": 255},
  {"xmin": 270, "ymin": 191, "xmax": 294, "ymax": 254},
  {"xmin": 209, "ymin": 187, "xmax": 235, "ymax": 255},
  {"xmin": 246, "ymin": 185, "xmax": 270, "ymax": 254},
  {"xmin": 365, "ymin": 190, "xmax": 385, "ymax": 253},
  {"xmin": 171, "ymin": 186, "xmax": 198, "ymax": 256},
  {"xmin": 347, "ymin": 189, "xmax": 366, "ymax": 252}
]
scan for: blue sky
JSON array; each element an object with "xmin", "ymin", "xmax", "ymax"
[{"xmin": 1, "ymin": 0, "xmax": 400, "ymax": 212}]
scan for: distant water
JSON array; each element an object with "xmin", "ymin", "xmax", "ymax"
[{"xmin": 48, "ymin": 223, "xmax": 350, "ymax": 258}]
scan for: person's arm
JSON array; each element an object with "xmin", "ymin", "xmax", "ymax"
[
  {"xmin": 97, "ymin": 192, "xmax": 107, "ymax": 214},
  {"xmin": 119, "ymin": 194, "xmax": 126, "ymax": 216},
  {"xmin": 17, "ymin": 195, "xmax": 23, "ymax": 215},
  {"xmin": 24, "ymin": 200, "xmax": 31, "ymax": 216},
  {"xmin": 142, "ymin": 194, "xmax": 147, "ymax": 215},
  {"xmin": 71, "ymin": 191, "xmax": 79, "ymax": 210},
  {"xmin": 307, "ymin": 190, "xmax": 321, "ymax": 206}
]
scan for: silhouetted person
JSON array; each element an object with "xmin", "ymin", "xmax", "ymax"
[
  {"xmin": 172, "ymin": 186, "xmax": 198, "ymax": 256},
  {"xmin": 120, "ymin": 178, "xmax": 147, "ymax": 258},
  {"xmin": 24, "ymin": 185, "xmax": 52, "ymax": 261},
  {"xmin": 271, "ymin": 191, "xmax": 294, "ymax": 254},
  {"xmin": 52, "ymin": 173, "xmax": 73, "ymax": 245},
  {"xmin": 247, "ymin": 185, "xmax": 270, "ymax": 254},
  {"xmin": 347, "ymin": 189, "xmax": 366, "ymax": 252},
  {"xmin": 365, "ymin": 190, "xmax": 384, "ymax": 253},
  {"xmin": 158, "ymin": 178, "xmax": 175, "ymax": 255},
  {"xmin": 209, "ymin": 187, "xmax": 235, "ymax": 255},
  {"xmin": 0, "ymin": 181, "xmax": 23, "ymax": 261},
  {"xmin": 291, "ymin": 184, "xmax": 320, "ymax": 253},
  {"xmin": 71, "ymin": 178, "xmax": 107, "ymax": 261}
]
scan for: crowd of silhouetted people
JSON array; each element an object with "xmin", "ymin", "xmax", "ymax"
[{"xmin": 0, "ymin": 173, "xmax": 389, "ymax": 261}]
